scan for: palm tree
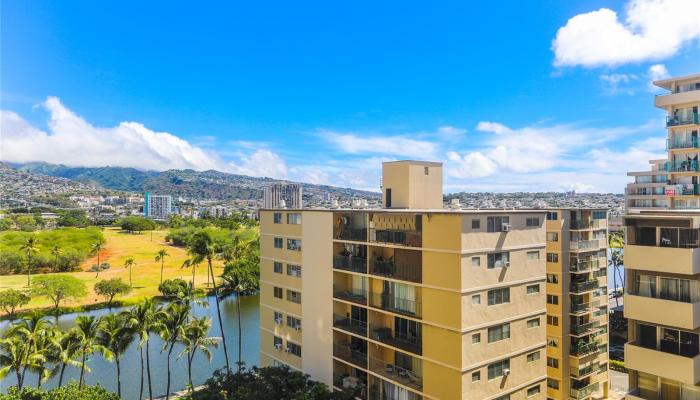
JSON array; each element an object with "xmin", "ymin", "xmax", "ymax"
[
  {"xmin": 181, "ymin": 254, "xmax": 202, "ymax": 289},
  {"xmin": 221, "ymin": 264, "xmax": 254, "ymax": 372},
  {"xmin": 127, "ymin": 299, "xmax": 159, "ymax": 400},
  {"xmin": 124, "ymin": 257, "xmax": 136, "ymax": 288},
  {"xmin": 155, "ymin": 249, "xmax": 169, "ymax": 285},
  {"xmin": 73, "ymin": 315, "xmax": 113, "ymax": 388},
  {"xmin": 97, "ymin": 313, "xmax": 134, "ymax": 397},
  {"xmin": 91, "ymin": 241, "xmax": 105, "ymax": 278},
  {"xmin": 8, "ymin": 312, "xmax": 53, "ymax": 386},
  {"xmin": 57, "ymin": 330, "xmax": 82, "ymax": 388},
  {"xmin": 50, "ymin": 246, "xmax": 62, "ymax": 272},
  {"xmin": 20, "ymin": 236, "xmax": 39, "ymax": 287},
  {"xmin": 158, "ymin": 302, "xmax": 190, "ymax": 400},
  {"xmin": 178, "ymin": 316, "xmax": 218, "ymax": 392},
  {"xmin": 609, "ymin": 248, "xmax": 624, "ymax": 308},
  {"xmin": 29, "ymin": 325, "xmax": 61, "ymax": 389},
  {"xmin": 0, "ymin": 337, "xmax": 31, "ymax": 389}
]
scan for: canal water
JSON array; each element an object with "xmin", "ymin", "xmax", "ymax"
[{"xmin": 0, "ymin": 294, "xmax": 260, "ymax": 400}]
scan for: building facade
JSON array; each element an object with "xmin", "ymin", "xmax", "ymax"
[
  {"xmin": 545, "ymin": 209, "xmax": 610, "ymax": 400},
  {"xmin": 143, "ymin": 192, "xmax": 172, "ymax": 220},
  {"xmin": 260, "ymin": 161, "xmax": 552, "ymax": 399},
  {"xmin": 264, "ymin": 183, "xmax": 303, "ymax": 209}
]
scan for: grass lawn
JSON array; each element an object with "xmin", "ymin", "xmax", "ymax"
[{"xmin": 0, "ymin": 227, "xmax": 226, "ymax": 313}]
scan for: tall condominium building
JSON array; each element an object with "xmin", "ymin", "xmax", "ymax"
[
  {"xmin": 624, "ymin": 72, "xmax": 700, "ymax": 400},
  {"xmin": 264, "ymin": 183, "xmax": 303, "ymax": 209},
  {"xmin": 143, "ymin": 192, "xmax": 172, "ymax": 220},
  {"xmin": 545, "ymin": 209, "xmax": 610, "ymax": 400},
  {"xmin": 259, "ymin": 160, "xmax": 550, "ymax": 400},
  {"xmin": 626, "ymin": 160, "xmax": 669, "ymax": 212}
]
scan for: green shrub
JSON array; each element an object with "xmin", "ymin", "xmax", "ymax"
[
  {"xmin": 609, "ymin": 359, "xmax": 627, "ymax": 373},
  {"xmin": 159, "ymin": 278, "xmax": 190, "ymax": 297},
  {"xmin": 2, "ymin": 383, "xmax": 121, "ymax": 400}
]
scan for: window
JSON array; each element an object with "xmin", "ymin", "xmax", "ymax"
[
  {"xmin": 273, "ymin": 237, "xmax": 283, "ymax": 248},
  {"xmin": 287, "ymin": 239, "xmax": 302, "ymax": 251},
  {"xmin": 660, "ymin": 327, "xmax": 700, "ymax": 357},
  {"xmin": 287, "ymin": 264, "xmax": 302, "ymax": 277},
  {"xmin": 488, "ymin": 324, "xmax": 510, "ymax": 343},
  {"xmin": 471, "ymin": 257, "xmax": 481, "ymax": 267},
  {"xmin": 547, "ymin": 316, "xmax": 559, "ymax": 326},
  {"xmin": 547, "ymin": 379, "xmax": 559, "ymax": 390},
  {"xmin": 487, "ymin": 359, "xmax": 510, "ymax": 380},
  {"xmin": 547, "ymin": 232, "xmax": 558, "ymax": 242},
  {"xmin": 547, "ymin": 274, "xmax": 558, "ymax": 284},
  {"xmin": 487, "ymin": 252, "xmax": 509, "ymax": 268},
  {"xmin": 274, "ymin": 311, "xmax": 283, "ymax": 324},
  {"xmin": 546, "ymin": 253, "xmax": 559, "ymax": 262},
  {"xmin": 273, "ymin": 212, "xmax": 282, "ymax": 224},
  {"xmin": 526, "ymin": 284, "xmax": 540, "ymax": 294},
  {"xmin": 526, "ymin": 217, "xmax": 540, "ymax": 227},
  {"xmin": 273, "ymin": 287, "xmax": 283, "ymax": 299},
  {"xmin": 273, "ymin": 261, "xmax": 283, "ymax": 274},
  {"xmin": 638, "ymin": 323, "xmax": 657, "ymax": 349},
  {"xmin": 424, "ymin": 166, "xmax": 429, "ymax": 175},
  {"xmin": 593, "ymin": 210, "xmax": 606, "ymax": 219},
  {"xmin": 547, "ymin": 337, "xmax": 559, "ymax": 348},
  {"xmin": 546, "ymin": 212, "xmax": 558, "ymax": 220},
  {"xmin": 287, "ymin": 290, "xmax": 301, "ymax": 304},
  {"xmin": 546, "ymin": 295, "xmax": 558, "ymax": 305},
  {"xmin": 471, "ymin": 371, "xmax": 480, "ymax": 382},
  {"xmin": 488, "ymin": 288, "xmax": 510, "ymax": 305},
  {"xmin": 472, "ymin": 294, "xmax": 481, "ymax": 305},
  {"xmin": 547, "ymin": 357, "xmax": 559, "ymax": 368},
  {"xmin": 286, "ymin": 316, "xmax": 301, "ymax": 330},
  {"xmin": 487, "ymin": 216, "xmax": 509, "ymax": 232},
  {"xmin": 527, "ymin": 318, "xmax": 540, "ymax": 328},
  {"xmin": 287, "ymin": 342, "xmax": 302, "ymax": 357},
  {"xmin": 527, "ymin": 251, "xmax": 540, "ymax": 260},
  {"xmin": 472, "ymin": 219, "xmax": 480, "ymax": 229},
  {"xmin": 472, "ymin": 333, "xmax": 481, "ymax": 344},
  {"xmin": 527, "ymin": 351, "xmax": 540, "ymax": 362},
  {"xmin": 527, "ymin": 385, "xmax": 540, "ymax": 397},
  {"xmin": 273, "ymin": 336, "xmax": 283, "ymax": 348},
  {"xmin": 494, "ymin": 396, "xmax": 510, "ymax": 400},
  {"xmin": 287, "ymin": 213, "xmax": 302, "ymax": 224}
]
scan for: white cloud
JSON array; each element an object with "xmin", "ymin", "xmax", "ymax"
[
  {"xmin": 446, "ymin": 151, "xmax": 497, "ymax": 178},
  {"xmin": 476, "ymin": 122, "xmax": 512, "ymax": 135},
  {"xmin": 321, "ymin": 130, "xmax": 437, "ymax": 158},
  {"xmin": 434, "ymin": 125, "xmax": 467, "ymax": 140},
  {"xmin": 227, "ymin": 149, "xmax": 288, "ymax": 179},
  {"xmin": 553, "ymin": 0, "xmax": 700, "ymax": 67},
  {"xmin": 648, "ymin": 64, "xmax": 671, "ymax": 91},
  {"xmin": 600, "ymin": 73, "xmax": 638, "ymax": 95}
]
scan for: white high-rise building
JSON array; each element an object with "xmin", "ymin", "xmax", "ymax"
[
  {"xmin": 264, "ymin": 183, "xmax": 302, "ymax": 209},
  {"xmin": 144, "ymin": 192, "xmax": 172, "ymax": 220}
]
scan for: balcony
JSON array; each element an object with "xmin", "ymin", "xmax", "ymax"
[
  {"xmin": 625, "ymin": 342, "xmax": 700, "ymax": 385},
  {"xmin": 571, "ymin": 362, "xmax": 600, "ymax": 379},
  {"xmin": 334, "ymin": 255, "xmax": 368, "ymax": 273},
  {"xmin": 333, "ymin": 373, "xmax": 367, "ymax": 399},
  {"xmin": 369, "ymin": 324, "xmax": 422, "ymax": 355},
  {"xmin": 667, "ymin": 137, "xmax": 700, "ymax": 150},
  {"xmin": 624, "ymin": 245, "xmax": 700, "ymax": 275},
  {"xmin": 333, "ymin": 343, "xmax": 368, "ymax": 369},
  {"xmin": 336, "ymin": 228, "xmax": 368, "ymax": 242},
  {"xmin": 370, "ymin": 229, "xmax": 422, "ymax": 247},
  {"xmin": 334, "ymin": 287, "xmax": 368, "ymax": 305},
  {"xmin": 624, "ymin": 294, "xmax": 700, "ymax": 330},
  {"xmin": 570, "ymin": 280, "xmax": 599, "ymax": 294},
  {"xmin": 370, "ymin": 292, "xmax": 422, "ymax": 318},
  {"xmin": 333, "ymin": 313, "xmax": 368, "ymax": 337},
  {"xmin": 571, "ymin": 300, "xmax": 601, "ymax": 315},
  {"xmin": 570, "ymin": 381, "xmax": 599, "ymax": 400},
  {"xmin": 570, "ymin": 341, "xmax": 603, "ymax": 358},
  {"xmin": 665, "ymin": 183, "xmax": 700, "ymax": 196},
  {"xmin": 570, "ymin": 239, "xmax": 602, "ymax": 252},
  {"xmin": 570, "ymin": 259, "xmax": 600, "ymax": 273},
  {"xmin": 571, "ymin": 320, "xmax": 601, "ymax": 336},
  {"xmin": 368, "ymin": 356, "xmax": 422, "ymax": 390},
  {"xmin": 370, "ymin": 258, "xmax": 422, "ymax": 283},
  {"xmin": 655, "ymin": 88, "xmax": 700, "ymax": 108},
  {"xmin": 665, "ymin": 160, "xmax": 700, "ymax": 173},
  {"xmin": 666, "ymin": 113, "xmax": 699, "ymax": 127},
  {"xmin": 570, "ymin": 220, "xmax": 602, "ymax": 230}
]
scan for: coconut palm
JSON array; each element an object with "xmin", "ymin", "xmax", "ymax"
[
  {"xmin": 221, "ymin": 264, "xmax": 254, "ymax": 372},
  {"xmin": 91, "ymin": 241, "xmax": 105, "ymax": 278},
  {"xmin": 178, "ymin": 316, "xmax": 218, "ymax": 392},
  {"xmin": 158, "ymin": 302, "xmax": 190, "ymax": 400},
  {"xmin": 29, "ymin": 325, "xmax": 61, "ymax": 389},
  {"xmin": 20, "ymin": 236, "xmax": 39, "ymax": 287},
  {"xmin": 609, "ymin": 248, "xmax": 624, "ymax": 308},
  {"xmin": 127, "ymin": 298, "xmax": 159, "ymax": 400},
  {"xmin": 73, "ymin": 315, "xmax": 113, "ymax": 388},
  {"xmin": 97, "ymin": 313, "xmax": 134, "ymax": 397},
  {"xmin": 0, "ymin": 336, "xmax": 31, "ymax": 389},
  {"xmin": 181, "ymin": 254, "xmax": 203, "ymax": 289},
  {"xmin": 8, "ymin": 312, "xmax": 53, "ymax": 386},
  {"xmin": 155, "ymin": 249, "xmax": 169, "ymax": 285},
  {"xmin": 50, "ymin": 246, "xmax": 62, "ymax": 272},
  {"xmin": 124, "ymin": 257, "xmax": 136, "ymax": 288},
  {"xmin": 56, "ymin": 330, "xmax": 82, "ymax": 388}
]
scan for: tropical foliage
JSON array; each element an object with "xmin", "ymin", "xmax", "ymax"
[{"xmin": 31, "ymin": 276, "xmax": 87, "ymax": 311}]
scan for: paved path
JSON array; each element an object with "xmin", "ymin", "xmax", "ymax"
[{"xmin": 609, "ymin": 369, "xmax": 628, "ymax": 399}]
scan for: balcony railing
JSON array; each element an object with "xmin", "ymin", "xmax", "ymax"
[
  {"xmin": 571, "ymin": 362, "xmax": 600, "ymax": 378},
  {"xmin": 665, "ymin": 160, "xmax": 700, "ymax": 173},
  {"xmin": 334, "ymin": 287, "xmax": 368, "ymax": 305},
  {"xmin": 336, "ymin": 228, "xmax": 368, "ymax": 242},
  {"xmin": 570, "ymin": 280, "xmax": 599, "ymax": 294},
  {"xmin": 369, "ymin": 292, "xmax": 422, "ymax": 318},
  {"xmin": 570, "ymin": 239, "xmax": 601, "ymax": 251},
  {"xmin": 368, "ymin": 356, "xmax": 422, "ymax": 390},
  {"xmin": 570, "ymin": 381, "xmax": 599, "ymax": 400},
  {"xmin": 371, "ymin": 259, "xmax": 422, "ymax": 283},
  {"xmin": 333, "ymin": 343, "xmax": 368, "ymax": 369},
  {"xmin": 570, "ymin": 341, "xmax": 602, "ymax": 357},
  {"xmin": 570, "ymin": 300, "xmax": 600, "ymax": 314},
  {"xmin": 667, "ymin": 113, "xmax": 699, "ymax": 127},
  {"xmin": 569, "ymin": 220, "xmax": 601, "ymax": 230},
  {"xmin": 333, "ymin": 255, "xmax": 368, "ymax": 273},
  {"xmin": 369, "ymin": 323, "xmax": 422, "ymax": 355},
  {"xmin": 668, "ymin": 137, "xmax": 700, "ymax": 150},
  {"xmin": 571, "ymin": 320, "xmax": 601, "ymax": 335},
  {"xmin": 370, "ymin": 229, "xmax": 422, "ymax": 247},
  {"xmin": 333, "ymin": 373, "xmax": 367, "ymax": 399},
  {"xmin": 333, "ymin": 313, "xmax": 368, "ymax": 337},
  {"xmin": 570, "ymin": 259, "xmax": 600, "ymax": 273}
]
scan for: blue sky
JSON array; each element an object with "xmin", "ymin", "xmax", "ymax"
[{"xmin": 1, "ymin": 0, "xmax": 699, "ymax": 193}]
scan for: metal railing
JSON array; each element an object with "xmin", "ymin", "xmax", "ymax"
[
  {"xmin": 333, "ymin": 373, "xmax": 367, "ymax": 399},
  {"xmin": 667, "ymin": 113, "xmax": 699, "ymax": 127},
  {"xmin": 665, "ymin": 160, "xmax": 700, "ymax": 172},
  {"xmin": 368, "ymin": 356, "xmax": 422, "ymax": 390},
  {"xmin": 570, "ymin": 300, "xmax": 600, "ymax": 314},
  {"xmin": 570, "ymin": 381, "xmax": 600, "ymax": 400},
  {"xmin": 571, "ymin": 362, "xmax": 600, "ymax": 378},
  {"xmin": 570, "ymin": 259, "xmax": 600, "ymax": 273},
  {"xmin": 570, "ymin": 239, "xmax": 601, "ymax": 251},
  {"xmin": 371, "ymin": 259, "xmax": 422, "ymax": 283},
  {"xmin": 369, "ymin": 292, "xmax": 422, "ymax": 318},
  {"xmin": 667, "ymin": 137, "xmax": 700, "ymax": 150},
  {"xmin": 335, "ymin": 228, "xmax": 368, "ymax": 242},
  {"xmin": 571, "ymin": 320, "xmax": 601, "ymax": 335},
  {"xmin": 370, "ymin": 229, "xmax": 422, "ymax": 247},
  {"xmin": 369, "ymin": 323, "xmax": 422, "ymax": 355},
  {"xmin": 570, "ymin": 280, "xmax": 599, "ymax": 294},
  {"xmin": 333, "ymin": 313, "xmax": 368, "ymax": 337},
  {"xmin": 570, "ymin": 341, "xmax": 601, "ymax": 357},
  {"xmin": 333, "ymin": 255, "xmax": 368, "ymax": 273},
  {"xmin": 569, "ymin": 220, "xmax": 602, "ymax": 230},
  {"xmin": 333, "ymin": 287, "xmax": 368, "ymax": 304},
  {"xmin": 333, "ymin": 343, "xmax": 368, "ymax": 368}
]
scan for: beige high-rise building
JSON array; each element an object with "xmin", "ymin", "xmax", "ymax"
[
  {"xmin": 544, "ymin": 209, "xmax": 610, "ymax": 400},
  {"xmin": 623, "ymin": 72, "xmax": 700, "ymax": 400},
  {"xmin": 259, "ymin": 160, "xmax": 550, "ymax": 399}
]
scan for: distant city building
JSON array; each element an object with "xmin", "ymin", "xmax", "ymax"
[
  {"xmin": 264, "ymin": 183, "xmax": 302, "ymax": 209},
  {"xmin": 144, "ymin": 192, "xmax": 172, "ymax": 220}
]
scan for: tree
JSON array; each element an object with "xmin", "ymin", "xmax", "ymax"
[
  {"xmin": 158, "ymin": 278, "xmax": 190, "ymax": 298},
  {"xmin": 91, "ymin": 241, "xmax": 106, "ymax": 278},
  {"xmin": 6, "ymin": 313, "xmax": 54, "ymax": 389},
  {"xmin": 57, "ymin": 330, "xmax": 82, "ymax": 387},
  {"xmin": 20, "ymin": 236, "xmax": 39, "ymax": 287},
  {"xmin": 97, "ymin": 313, "xmax": 134, "ymax": 397},
  {"xmin": 181, "ymin": 255, "xmax": 202, "ymax": 289},
  {"xmin": 94, "ymin": 278, "xmax": 132, "ymax": 307},
  {"xmin": 29, "ymin": 324, "xmax": 60, "ymax": 388},
  {"xmin": 157, "ymin": 302, "xmax": 190, "ymax": 400},
  {"xmin": 127, "ymin": 299, "xmax": 159, "ymax": 400},
  {"xmin": 155, "ymin": 249, "xmax": 169, "ymax": 285},
  {"xmin": 609, "ymin": 248, "xmax": 624, "ymax": 308},
  {"xmin": 119, "ymin": 216, "xmax": 156, "ymax": 233},
  {"xmin": 5, "ymin": 382, "xmax": 121, "ymax": 400},
  {"xmin": 221, "ymin": 264, "xmax": 255, "ymax": 372},
  {"xmin": 0, "ymin": 289, "xmax": 30, "ymax": 318},
  {"xmin": 32, "ymin": 275, "xmax": 87, "ymax": 311},
  {"xmin": 179, "ymin": 316, "xmax": 218, "ymax": 392},
  {"xmin": 124, "ymin": 257, "xmax": 136, "ymax": 288},
  {"xmin": 0, "ymin": 337, "xmax": 31, "ymax": 389},
  {"xmin": 50, "ymin": 246, "xmax": 62, "ymax": 273},
  {"xmin": 73, "ymin": 315, "xmax": 113, "ymax": 388}
]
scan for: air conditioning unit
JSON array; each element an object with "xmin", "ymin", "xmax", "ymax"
[
  {"xmin": 504, "ymin": 261, "xmax": 510, "ymax": 267},
  {"xmin": 503, "ymin": 368, "xmax": 511, "ymax": 376},
  {"xmin": 501, "ymin": 223, "xmax": 512, "ymax": 232},
  {"xmin": 274, "ymin": 343, "xmax": 282, "ymax": 350},
  {"xmin": 285, "ymin": 347, "xmax": 292, "ymax": 353}
]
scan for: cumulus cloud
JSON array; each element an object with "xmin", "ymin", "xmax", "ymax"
[
  {"xmin": 321, "ymin": 130, "xmax": 437, "ymax": 158},
  {"xmin": 227, "ymin": 149, "xmax": 288, "ymax": 179},
  {"xmin": 648, "ymin": 63, "xmax": 671, "ymax": 90},
  {"xmin": 446, "ymin": 151, "xmax": 497, "ymax": 178},
  {"xmin": 600, "ymin": 73, "xmax": 638, "ymax": 95},
  {"xmin": 553, "ymin": 0, "xmax": 700, "ymax": 67}
]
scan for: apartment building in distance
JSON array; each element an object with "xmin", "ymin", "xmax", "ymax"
[
  {"xmin": 626, "ymin": 160, "xmax": 669, "ymax": 212},
  {"xmin": 624, "ymin": 72, "xmax": 700, "ymax": 400},
  {"xmin": 264, "ymin": 182, "xmax": 303, "ymax": 209},
  {"xmin": 259, "ymin": 160, "xmax": 552, "ymax": 400},
  {"xmin": 544, "ymin": 209, "xmax": 610, "ymax": 400},
  {"xmin": 143, "ymin": 192, "xmax": 172, "ymax": 220}
]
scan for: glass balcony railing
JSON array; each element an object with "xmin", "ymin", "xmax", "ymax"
[
  {"xmin": 667, "ymin": 137, "xmax": 699, "ymax": 150},
  {"xmin": 368, "ymin": 356, "xmax": 422, "ymax": 390},
  {"xmin": 333, "ymin": 343, "xmax": 368, "ymax": 369},
  {"xmin": 571, "ymin": 362, "xmax": 600, "ymax": 378},
  {"xmin": 570, "ymin": 341, "xmax": 601, "ymax": 357},
  {"xmin": 333, "ymin": 313, "xmax": 368, "ymax": 337},
  {"xmin": 569, "ymin": 220, "xmax": 602, "ymax": 230},
  {"xmin": 571, "ymin": 320, "xmax": 601, "ymax": 335},
  {"xmin": 334, "ymin": 287, "xmax": 368, "ymax": 305},
  {"xmin": 570, "ymin": 239, "xmax": 601, "ymax": 251},
  {"xmin": 370, "ymin": 229, "xmax": 422, "ymax": 247},
  {"xmin": 369, "ymin": 323, "xmax": 422, "ymax": 355},
  {"xmin": 667, "ymin": 184, "xmax": 700, "ymax": 196},
  {"xmin": 371, "ymin": 259, "xmax": 422, "ymax": 283},
  {"xmin": 665, "ymin": 160, "xmax": 700, "ymax": 173},
  {"xmin": 570, "ymin": 259, "xmax": 600, "ymax": 273},
  {"xmin": 570, "ymin": 381, "xmax": 599, "ymax": 400},
  {"xmin": 335, "ymin": 228, "xmax": 368, "ymax": 242},
  {"xmin": 570, "ymin": 300, "xmax": 600, "ymax": 314},
  {"xmin": 571, "ymin": 280, "xmax": 599, "ymax": 294},
  {"xmin": 333, "ymin": 255, "xmax": 368, "ymax": 273},
  {"xmin": 369, "ymin": 292, "xmax": 422, "ymax": 318},
  {"xmin": 667, "ymin": 113, "xmax": 699, "ymax": 127}
]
